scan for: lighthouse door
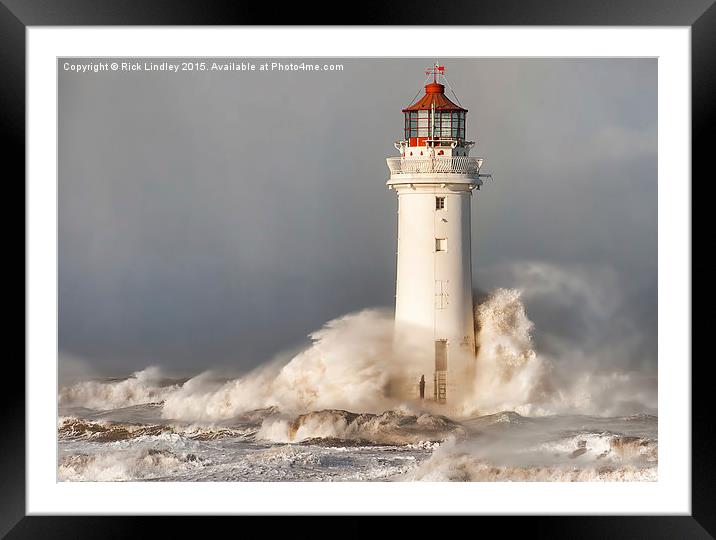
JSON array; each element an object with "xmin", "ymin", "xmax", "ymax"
[{"xmin": 434, "ymin": 340, "xmax": 448, "ymax": 404}]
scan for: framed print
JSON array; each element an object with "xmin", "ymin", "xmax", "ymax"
[{"xmin": 4, "ymin": 0, "xmax": 710, "ymax": 536}]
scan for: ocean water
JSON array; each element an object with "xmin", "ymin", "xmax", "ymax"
[
  {"xmin": 58, "ymin": 401, "xmax": 656, "ymax": 482},
  {"xmin": 58, "ymin": 289, "xmax": 656, "ymax": 482}
]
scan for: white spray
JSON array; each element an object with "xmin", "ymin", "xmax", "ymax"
[{"xmin": 59, "ymin": 287, "xmax": 656, "ymax": 423}]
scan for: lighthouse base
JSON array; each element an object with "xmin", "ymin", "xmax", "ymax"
[{"xmin": 388, "ymin": 324, "xmax": 476, "ymax": 405}]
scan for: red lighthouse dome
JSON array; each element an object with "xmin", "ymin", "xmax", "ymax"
[{"xmin": 402, "ymin": 73, "xmax": 467, "ymax": 147}]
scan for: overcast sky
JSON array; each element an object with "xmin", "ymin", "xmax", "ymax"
[{"xmin": 58, "ymin": 58, "xmax": 657, "ymax": 376}]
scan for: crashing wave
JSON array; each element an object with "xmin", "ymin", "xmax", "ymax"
[
  {"xmin": 58, "ymin": 448, "xmax": 206, "ymax": 482},
  {"xmin": 258, "ymin": 409, "xmax": 466, "ymax": 445},
  {"xmin": 58, "ymin": 289, "xmax": 656, "ymax": 421},
  {"xmin": 58, "ymin": 367, "xmax": 179, "ymax": 410},
  {"xmin": 58, "ymin": 417, "xmax": 258, "ymax": 443}
]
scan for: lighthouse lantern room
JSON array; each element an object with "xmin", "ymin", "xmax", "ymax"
[{"xmin": 386, "ymin": 65, "xmax": 491, "ymax": 405}]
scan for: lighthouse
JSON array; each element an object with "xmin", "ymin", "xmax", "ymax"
[{"xmin": 386, "ymin": 65, "xmax": 490, "ymax": 404}]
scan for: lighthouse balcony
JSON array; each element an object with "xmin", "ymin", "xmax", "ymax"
[{"xmin": 386, "ymin": 156, "xmax": 484, "ymax": 181}]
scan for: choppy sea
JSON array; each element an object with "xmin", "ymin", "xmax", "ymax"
[{"xmin": 58, "ymin": 399, "xmax": 656, "ymax": 482}]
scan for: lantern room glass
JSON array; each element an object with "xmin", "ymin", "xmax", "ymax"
[{"xmin": 404, "ymin": 110, "xmax": 465, "ymax": 140}]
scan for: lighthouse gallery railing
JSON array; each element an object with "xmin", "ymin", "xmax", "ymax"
[{"xmin": 386, "ymin": 156, "xmax": 483, "ymax": 176}]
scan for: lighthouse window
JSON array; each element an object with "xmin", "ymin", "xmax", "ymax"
[
  {"xmin": 446, "ymin": 111, "xmax": 465, "ymax": 139},
  {"xmin": 417, "ymin": 110, "xmax": 429, "ymax": 137},
  {"xmin": 435, "ymin": 238, "xmax": 447, "ymax": 252},
  {"xmin": 404, "ymin": 110, "xmax": 465, "ymax": 140},
  {"xmin": 435, "ymin": 113, "xmax": 443, "ymax": 137},
  {"xmin": 436, "ymin": 112, "xmax": 452, "ymax": 138},
  {"xmin": 404, "ymin": 111, "xmax": 420, "ymax": 139},
  {"xmin": 435, "ymin": 197, "xmax": 446, "ymax": 210}
]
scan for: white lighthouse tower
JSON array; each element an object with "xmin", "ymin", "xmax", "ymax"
[{"xmin": 386, "ymin": 65, "xmax": 489, "ymax": 404}]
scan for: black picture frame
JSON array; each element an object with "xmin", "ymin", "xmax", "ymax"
[{"xmin": 3, "ymin": 0, "xmax": 709, "ymax": 536}]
